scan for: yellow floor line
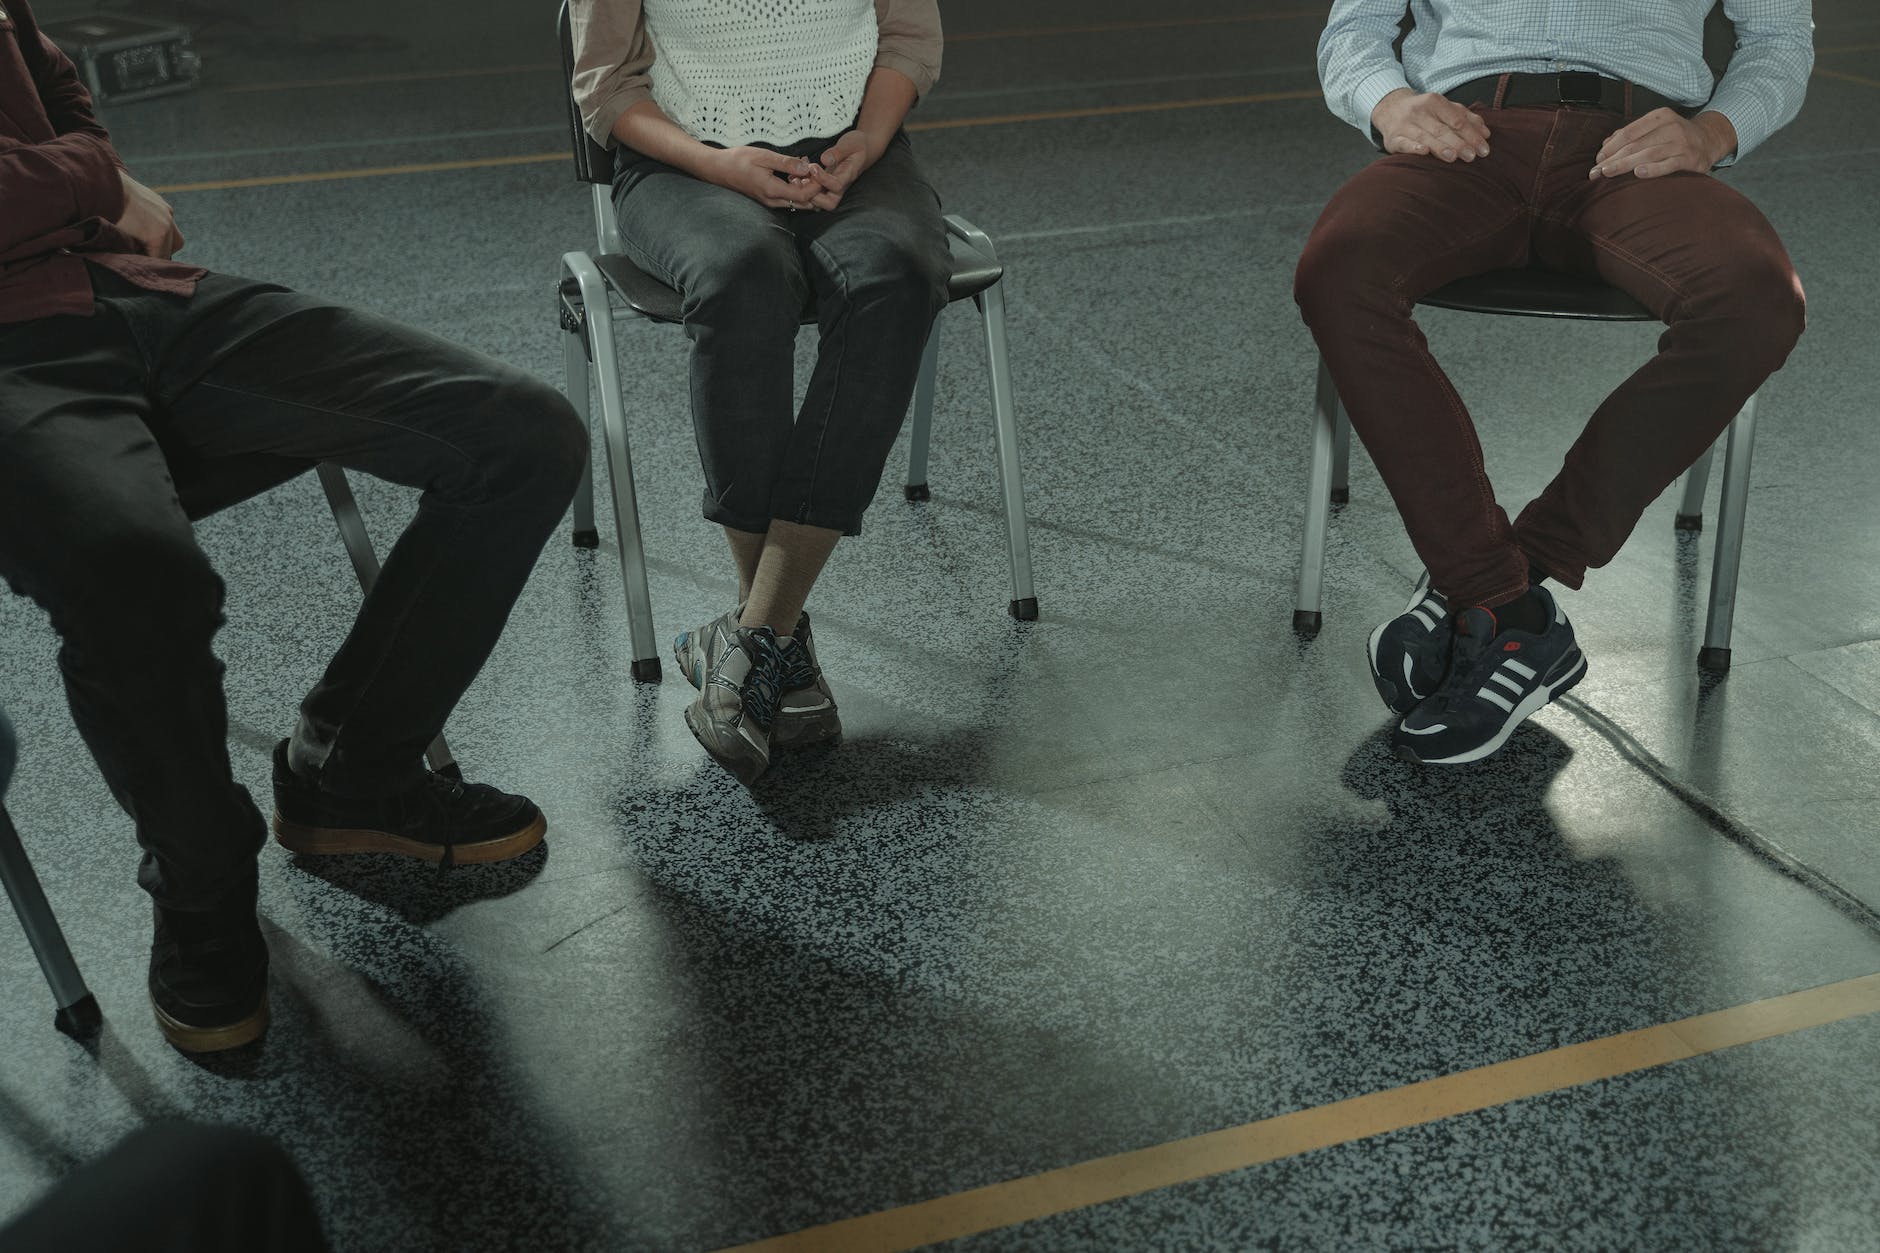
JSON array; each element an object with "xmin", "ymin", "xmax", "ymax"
[
  {"xmin": 149, "ymin": 92, "xmax": 1319, "ymax": 194},
  {"xmin": 1813, "ymin": 66, "xmax": 1880, "ymax": 90},
  {"xmin": 715, "ymin": 973, "xmax": 1880, "ymax": 1253}
]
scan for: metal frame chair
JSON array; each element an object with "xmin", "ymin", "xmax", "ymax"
[
  {"xmin": 1292, "ymin": 268, "xmax": 1758, "ymax": 672},
  {"xmin": 1, "ymin": 706, "xmax": 100, "ymax": 1039},
  {"xmin": 552, "ymin": 0, "xmax": 1038, "ymax": 683},
  {"xmin": 2, "ymin": 460, "xmax": 454, "ymax": 1038}
]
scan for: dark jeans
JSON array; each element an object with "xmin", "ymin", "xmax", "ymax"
[
  {"xmin": 612, "ymin": 129, "xmax": 950, "ymax": 536},
  {"xmin": 1294, "ymin": 98, "xmax": 1806, "ymax": 609},
  {"xmin": 0, "ymin": 1123, "xmax": 329, "ymax": 1252},
  {"xmin": 0, "ymin": 268, "xmax": 586, "ymax": 911}
]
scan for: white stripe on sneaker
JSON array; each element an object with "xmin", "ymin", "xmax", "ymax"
[
  {"xmin": 1503, "ymin": 658, "xmax": 1537, "ymax": 680},
  {"xmin": 1489, "ymin": 671, "xmax": 1523, "ymax": 694},
  {"xmin": 1477, "ymin": 687, "xmax": 1516, "ymax": 712},
  {"xmin": 1411, "ymin": 608, "xmax": 1437, "ymax": 631}
]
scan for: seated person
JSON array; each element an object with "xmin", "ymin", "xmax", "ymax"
[
  {"xmin": 571, "ymin": 0, "xmax": 951, "ymax": 785},
  {"xmin": 0, "ymin": 1, "xmax": 587, "ymax": 1052},
  {"xmin": 1294, "ymin": 0, "xmax": 1811, "ymax": 765}
]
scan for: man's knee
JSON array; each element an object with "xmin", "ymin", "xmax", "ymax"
[
  {"xmin": 1293, "ymin": 221, "xmax": 1396, "ymax": 328},
  {"xmin": 1694, "ymin": 251, "xmax": 1807, "ymax": 372},
  {"xmin": 476, "ymin": 374, "xmax": 590, "ymax": 502},
  {"xmin": 54, "ymin": 521, "xmax": 224, "ymax": 651}
]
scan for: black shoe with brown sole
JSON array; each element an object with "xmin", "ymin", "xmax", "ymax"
[
  {"xmin": 149, "ymin": 899, "xmax": 270, "ymax": 1054},
  {"xmin": 270, "ymin": 741, "xmax": 546, "ymax": 866}
]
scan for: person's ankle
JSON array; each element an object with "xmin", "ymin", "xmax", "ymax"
[{"xmin": 1487, "ymin": 585, "xmax": 1549, "ymax": 636}]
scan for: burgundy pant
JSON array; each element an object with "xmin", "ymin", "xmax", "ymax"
[{"xmin": 1294, "ymin": 97, "xmax": 1805, "ymax": 609}]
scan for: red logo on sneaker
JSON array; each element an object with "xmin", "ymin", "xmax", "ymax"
[{"xmin": 1503, "ymin": 642, "xmax": 1522, "ymax": 651}]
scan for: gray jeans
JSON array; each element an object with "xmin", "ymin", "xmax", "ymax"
[{"xmin": 612, "ymin": 130, "xmax": 950, "ymax": 536}]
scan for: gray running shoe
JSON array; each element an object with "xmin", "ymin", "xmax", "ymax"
[
  {"xmin": 679, "ymin": 618, "xmax": 809, "ymax": 785},
  {"xmin": 676, "ymin": 608, "xmax": 841, "ymax": 749}
]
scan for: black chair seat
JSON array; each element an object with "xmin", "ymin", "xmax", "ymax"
[
  {"xmin": 172, "ymin": 452, "xmax": 314, "ymax": 522},
  {"xmin": 1419, "ymin": 268, "xmax": 1654, "ymax": 322},
  {"xmin": 591, "ymin": 232, "xmax": 1005, "ymax": 327}
]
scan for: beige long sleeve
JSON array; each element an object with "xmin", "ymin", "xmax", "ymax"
[{"xmin": 569, "ymin": 0, "xmax": 944, "ymax": 148}]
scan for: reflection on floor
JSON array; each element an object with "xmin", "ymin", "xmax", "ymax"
[{"xmin": 3, "ymin": 1, "xmax": 1877, "ymax": 1249}]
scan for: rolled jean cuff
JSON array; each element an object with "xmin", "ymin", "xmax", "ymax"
[
  {"xmin": 1513, "ymin": 531, "xmax": 1587, "ymax": 592},
  {"xmin": 700, "ymin": 495, "xmax": 866, "ymax": 538}
]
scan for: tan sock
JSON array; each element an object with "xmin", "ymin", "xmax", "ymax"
[{"xmin": 741, "ymin": 519, "xmax": 840, "ymax": 638}]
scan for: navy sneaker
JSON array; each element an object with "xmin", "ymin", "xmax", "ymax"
[
  {"xmin": 1367, "ymin": 572, "xmax": 1451, "ymax": 715},
  {"xmin": 1392, "ymin": 586, "xmax": 1587, "ymax": 765}
]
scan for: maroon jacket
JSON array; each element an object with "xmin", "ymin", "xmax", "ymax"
[{"xmin": 1, "ymin": 0, "xmax": 200, "ymax": 323}]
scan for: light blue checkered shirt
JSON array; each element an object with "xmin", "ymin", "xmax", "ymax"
[{"xmin": 1318, "ymin": 1, "xmax": 1815, "ymax": 164}]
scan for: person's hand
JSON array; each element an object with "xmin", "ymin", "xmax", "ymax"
[
  {"xmin": 702, "ymin": 146, "xmax": 821, "ymax": 209},
  {"xmin": 1589, "ymin": 108, "xmax": 1737, "ymax": 180},
  {"xmin": 116, "ymin": 172, "xmax": 185, "ymax": 258},
  {"xmin": 1370, "ymin": 88, "xmax": 1492, "ymax": 162},
  {"xmin": 798, "ymin": 130, "xmax": 874, "ymax": 211}
]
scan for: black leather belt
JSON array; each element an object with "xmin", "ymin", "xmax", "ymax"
[{"xmin": 1444, "ymin": 72, "xmax": 1695, "ymax": 119}]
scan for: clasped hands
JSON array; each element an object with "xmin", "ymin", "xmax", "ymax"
[
  {"xmin": 1369, "ymin": 88, "xmax": 1736, "ymax": 179},
  {"xmin": 707, "ymin": 129, "xmax": 876, "ymax": 212}
]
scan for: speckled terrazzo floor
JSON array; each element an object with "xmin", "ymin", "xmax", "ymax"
[{"xmin": 3, "ymin": 2, "xmax": 1878, "ymax": 1250}]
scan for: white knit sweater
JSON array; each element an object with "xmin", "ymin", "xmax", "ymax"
[{"xmin": 643, "ymin": 0, "xmax": 880, "ymax": 147}]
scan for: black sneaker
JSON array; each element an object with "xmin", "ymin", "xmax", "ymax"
[
  {"xmin": 1392, "ymin": 586, "xmax": 1587, "ymax": 765},
  {"xmin": 1367, "ymin": 571, "xmax": 1451, "ymax": 715},
  {"xmin": 149, "ymin": 890, "xmax": 269, "ymax": 1054},
  {"xmin": 271, "ymin": 741, "xmax": 546, "ymax": 866}
]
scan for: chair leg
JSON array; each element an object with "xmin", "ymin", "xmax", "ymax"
[
  {"xmin": 566, "ymin": 324, "xmax": 600, "ymax": 549},
  {"xmin": 904, "ymin": 325, "xmax": 939, "ymax": 502},
  {"xmin": 976, "ymin": 281, "xmax": 1038, "ymax": 621},
  {"xmin": 315, "ymin": 465, "xmax": 460, "ymax": 773},
  {"xmin": 1, "ymin": 807, "xmax": 102, "ymax": 1038},
  {"xmin": 1330, "ymin": 400, "xmax": 1352, "ymax": 506},
  {"xmin": 1294, "ymin": 356, "xmax": 1341, "ymax": 635},
  {"xmin": 563, "ymin": 252, "xmax": 663, "ymax": 681},
  {"xmin": 1675, "ymin": 438, "xmax": 1718, "ymax": 532},
  {"xmin": 1699, "ymin": 392, "xmax": 1759, "ymax": 673}
]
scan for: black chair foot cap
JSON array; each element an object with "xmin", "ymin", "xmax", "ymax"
[
  {"xmin": 572, "ymin": 528, "xmax": 601, "ymax": 549},
  {"xmin": 55, "ymin": 994, "xmax": 102, "ymax": 1040},
  {"xmin": 1698, "ymin": 646, "xmax": 1732, "ymax": 673},
  {"xmin": 905, "ymin": 484, "xmax": 931, "ymax": 502},
  {"xmin": 1009, "ymin": 597, "xmax": 1039, "ymax": 622},
  {"xmin": 1330, "ymin": 487, "xmax": 1350, "ymax": 505},
  {"xmin": 1292, "ymin": 610, "xmax": 1323, "ymax": 635},
  {"xmin": 1674, "ymin": 514, "xmax": 1704, "ymax": 532},
  {"xmin": 631, "ymin": 657, "xmax": 664, "ymax": 683}
]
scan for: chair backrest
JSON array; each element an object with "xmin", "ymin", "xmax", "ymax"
[{"xmin": 559, "ymin": 0, "xmax": 615, "ymax": 187}]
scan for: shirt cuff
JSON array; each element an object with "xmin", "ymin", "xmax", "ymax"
[
  {"xmin": 62, "ymin": 134, "xmax": 127, "ymax": 222},
  {"xmin": 1343, "ymin": 65, "xmax": 1413, "ymax": 145},
  {"xmin": 874, "ymin": 50, "xmax": 937, "ymax": 99},
  {"xmin": 587, "ymin": 83, "xmax": 653, "ymax": 149},
  {"xmin": 1701, "ymin": 89, "xmax": 1772, "ymax": 167}
]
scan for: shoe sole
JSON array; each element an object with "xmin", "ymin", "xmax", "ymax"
[
  {"xmin": 1394, "ymin": 650, "xmax": 1587, "ymax": 767},
  {"xmin": 684, "ymin": 704, "xmax": 769, "ymax": 786},
  {"xmin": 270, "ymin": 811, "xmax": 546, "ymax": 863},
  {"xmin": 153, "ymin": 995, "xmax": 269, "ymax": 1053}
]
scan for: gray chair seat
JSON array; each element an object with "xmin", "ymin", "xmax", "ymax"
[
  {"xmin": 1419, "ymin": 268, "xmax": 1654, "ymax": 322},
  {"xmin": 589, "ymin": 233, "xmax": 1005, "ymax": 328}
]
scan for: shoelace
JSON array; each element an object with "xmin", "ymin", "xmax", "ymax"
[
  {"xmin": 1429, "ymin": 612, "xmax": 1497, "ymax": 710},
  {"xmin": 740, "ymin": 630, "xmax": 792, "ymax": 732}
]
